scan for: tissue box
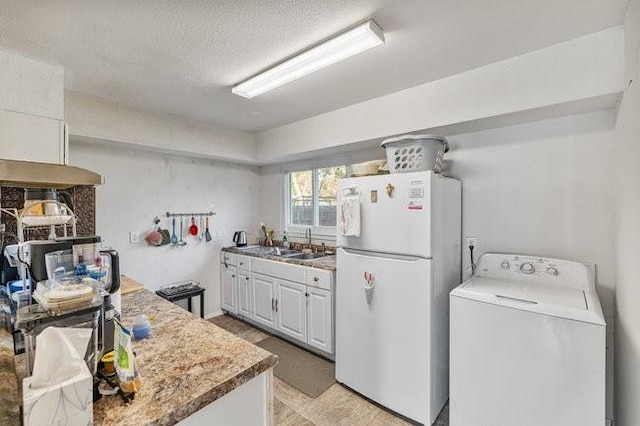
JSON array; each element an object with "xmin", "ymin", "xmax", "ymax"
[{"xmin": 23, "ymin": 365, "xmax": 93, "ymax": 426}]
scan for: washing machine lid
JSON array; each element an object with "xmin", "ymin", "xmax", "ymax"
[{"xmin": 451, "ymin": 277, "xmax": 605, "ymax": 325}]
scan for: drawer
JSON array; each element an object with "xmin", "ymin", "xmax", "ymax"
[
  {"xmin": 221, "ymin": 252, "xmax": 236, "ymax": 266},
  {"xmin": 252, "ymin": 257, "xmax": 306, "ymax": 283},
  {"xmin": 306, "ymin": 268, "xmax": 332, "ymax": 290},
  {"xmin": 237, "ymin": 255, "xmax": 251, "ymax": 271}
]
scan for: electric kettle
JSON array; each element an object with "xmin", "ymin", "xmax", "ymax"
[{"xmin": 233, "ymin": 231, "xmax": 247, "ymax": 247}]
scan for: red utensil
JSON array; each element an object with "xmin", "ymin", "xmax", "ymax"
[{"xmin": 189, "ymin": 216, "xmax": 198, "ymax": 236}]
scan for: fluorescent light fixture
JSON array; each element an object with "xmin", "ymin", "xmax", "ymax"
[{"xmin": 232, "ymin": 20, "xmax": 385, "ymax": 99}]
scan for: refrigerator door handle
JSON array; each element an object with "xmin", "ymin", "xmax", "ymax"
[{"xmin": 339, "ymin": 247, "xmax": 430, "ymax": 262}]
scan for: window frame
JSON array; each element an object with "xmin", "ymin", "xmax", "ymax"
[{"xmin": 284, "ymin": 166, "xmax": 345, "ymax": 237}]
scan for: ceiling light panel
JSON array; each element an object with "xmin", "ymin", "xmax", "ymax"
[{"xmin": 233, "ymin": 20, "xmax": 385, "ymax": 99}]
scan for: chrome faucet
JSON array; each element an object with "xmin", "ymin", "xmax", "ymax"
[{"xmin": 305, "ymin": 228, "xmax": 312, "ymax": 250}]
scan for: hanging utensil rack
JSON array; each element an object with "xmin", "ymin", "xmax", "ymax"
[{"xmin": 165, "ymin": 211, "xmax": 216, "ymax": 218}]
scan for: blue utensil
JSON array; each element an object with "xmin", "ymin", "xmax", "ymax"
[{"xmin": 170, "ymin": 217, "xmax": 178, "ymax": 246}]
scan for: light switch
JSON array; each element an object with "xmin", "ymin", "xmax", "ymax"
[{"xmin": 129, "ymin": 232, "xmax": 141, "ymax": 243}]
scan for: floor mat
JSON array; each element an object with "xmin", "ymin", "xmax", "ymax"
[{"xmin": 256, "ymin": 336, "xmax": 335, "ymax": 398}]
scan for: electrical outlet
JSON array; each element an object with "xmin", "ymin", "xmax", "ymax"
[
  {"xmin": 465, "ymin": 236, "xmax": 477, "ymax": 248},
  {"xmin": 129, "ymin": 232, "xmax": 141, "ymax": 243}
]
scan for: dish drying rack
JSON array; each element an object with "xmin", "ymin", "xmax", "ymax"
[{"xmin": 1, "ymin": 200, "xmax": 77, "ymax": 243}]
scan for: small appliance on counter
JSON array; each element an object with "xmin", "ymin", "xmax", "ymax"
[
  {"xmin": 14, "ymin": 235, "xmax": 121, "ymax": 376},
  {"xmin": 233, "ymin": 231, "xmax": 247, "ymax": 247}
]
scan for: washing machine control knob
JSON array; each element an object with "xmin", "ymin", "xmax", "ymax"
[
  {"xmin": 501, "ymin": 261, "xmax": 510, "ymax": 270},
  {"xmin": 547, "ymin": 267, "xmax": 559, "ymax": 276},
  {"xmin": 520, "ymin": 262, "xmax": 535, "ymax": 274}
]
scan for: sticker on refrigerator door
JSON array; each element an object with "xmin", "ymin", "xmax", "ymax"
[
  {"xmin": 408, "ymin": 201, "xmax": 423, "ymax": 210},
  {"xmin": 409, "ymin": 180, "xmax": 425, "ymax": 198},
  {"xmin": 409, "ymin": 186, "xmax": 425, "ymax": 198},
  {"xmin": 370, "ymin": 190, "xmax": 378, "ymax": 203}
]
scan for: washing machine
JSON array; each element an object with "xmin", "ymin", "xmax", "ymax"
[{"xmin": 450, "ymin": 253, "xmax": 606, "ymax": 426}]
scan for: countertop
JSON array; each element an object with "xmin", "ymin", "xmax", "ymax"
[
  {"xmin": 0, "ymin": 327, "xmax": 20, "ymax": 425},
  {"xmin": 222, "ymin": 246, "xmax": 337, "ymax": 271},
  {"xmin": 94, "ymin": 289, "xmax": 278, "ymax": 425},
  {"xmin": 1, "ymin": 285, "xmax": 278, "ymax": 426}
]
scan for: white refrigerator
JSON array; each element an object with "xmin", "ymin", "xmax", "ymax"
[{"xmin": 336, "ymin": 170, "xmax": 461, "ymax": 425}]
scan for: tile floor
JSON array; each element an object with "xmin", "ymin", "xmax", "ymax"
[{"xmin": 210, "ymin": 315, "xmax": 449, "ymax": 426}]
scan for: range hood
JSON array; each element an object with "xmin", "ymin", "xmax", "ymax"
[{"xmin": 0, "ymin": 159, "xmax": 103, "ymax": 189}]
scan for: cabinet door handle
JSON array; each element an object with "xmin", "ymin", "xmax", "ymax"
[
  {"xmin": 271, "ymin": 298, "xmax": 275, "ymax": 311},
  {"xmin": 232, "ymin": 274, "xmax": 236, "ymax": 278},
  {"xmin": 305, "ymin": 292, "xmax": 309, "ymax": 297},
  {"xmin": 275, "ymin": 299, "xmax": 279, "ymax": 313},
  {"xmin": 313, "ymin": 277, "xmax": 319, "ymax": 282},
  {"xmin": 239, "ymin": 262, "xmax": 244, "ymax": 266},
  {"xmin": 246, "ymin": 277, "xmax": 250, "ymax": 281}
]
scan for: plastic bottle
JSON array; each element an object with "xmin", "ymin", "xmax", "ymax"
[
  {"xmin": 75, "ymin": 254, "xmax": 88, "ymax": 276},
  {"xmin": 283, "ymin": 228, "xmax": 290, "ymax": 249}
]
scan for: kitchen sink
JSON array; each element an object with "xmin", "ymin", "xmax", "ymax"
[
  {"xmin": 274, "ymin": 249, "xmax": 300, "ymax": 256},
  {"xmin": 237, "ymin": 246, "xmax": 275, "ymax": 255},
  {"xmin": 237, "ymin": 246, "xmax": 329, "ymax": 260},
  {"xmin": 284, "ymin": 252, "xmax": 329, "ymax": 260}
]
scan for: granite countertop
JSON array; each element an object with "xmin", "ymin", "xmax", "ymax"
[
  {"xmin": 1, "ymin": 286, "xmax": 278, "ymax": 426},
  {"xmin": 0, "ymin": 328, "xmax": 20, "ymax": 425},
  {"xmin": 222, "ymin": 246, "xmax": 337, "ymax": 271},
  {"xmin": 94, "ymin": 289, "xmax": 278, "ymax": 425}
]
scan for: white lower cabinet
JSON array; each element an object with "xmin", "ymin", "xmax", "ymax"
[
  {"xmin": 221, "ymin": 251, "xmax": 334, "ymax": 356},
  {"xmin": 237, "ymin": 270, "xmax": 252, "ymax": 318},
  {"xmin": 307, "ymin": 286, "xmax": 333, "ymax": 354},
  {"xmin": 252, "ymin": 273, "xmax": 276, "ymax": 328},
  {"xmin": 221, "ymin": 264, "xmax": 237, "ymax": 314},
  {"xmin": 276, "ymin": 279, "xmax": 307, "ymax": 342}
]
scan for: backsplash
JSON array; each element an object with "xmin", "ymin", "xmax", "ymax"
[{"xmin": 0, "ymin": 186, "xmax": 96, "ymax": 241}]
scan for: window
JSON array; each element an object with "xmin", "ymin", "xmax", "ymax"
[{"xmin": 288, "ymin": 165, "xmax": 347, "ymax": 228}]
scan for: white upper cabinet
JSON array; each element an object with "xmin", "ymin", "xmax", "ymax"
[
  {"xmin": 0, "ymin": 110, "xmax": 67, "ymax": 164},
  {"xmin": 0, "ymin": 50, "xmax": 67, "ymax": 164},
  {"xmin": 0, "ymin": 51, "xmax": 64, "ymax": 120}
]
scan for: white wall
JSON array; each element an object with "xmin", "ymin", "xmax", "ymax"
[
  {"xmin": 66, "ymin": 91, "xmax": 257, "ymax": 164},
  {"xmin": 257, "ymin": 28, "xmax": 623, "ymax": 163},
  {"xmin": 259, "ymin": 109, "xmax": 617, "ymax": 419},
  {"xmin": 614, "ymin": 0, "xmax": 640, "ymax": 424},
  {"xmin": 69, "ymin": 141, "xmax": 261, "ymax": 317},
  {"xmin": 449, "ymin": 110, "xmax": 616, "ymax": 421}
]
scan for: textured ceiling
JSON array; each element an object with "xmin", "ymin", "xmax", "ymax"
[{"xmin": 0, "ymin": 0, "xmax": 628, "ymax": 133}]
